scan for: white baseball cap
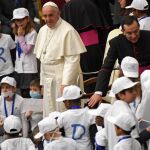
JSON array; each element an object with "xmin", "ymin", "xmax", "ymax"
[
  {"xmin": 107, "ymin": 113, "xmax": 136, "ymax": 131},
  {"xmin": 34, "ymin": 117, "xmax": 58, "ymax": 139},
  {"xmin": 4, "ymin": 115, "xmax": 22, "ymax": 134},
  {"xmin": 111, "ymin": 76, "xmax": 139, "ymax": 95},
  {"xmin": 88, "ymin": 103, "xmax": 111, "ymax": 118},
  {"xmin": 43, "ymin": 1, "xmax": 58, "ymax": 8},
  {"xmin": 0, "ymin": 76, "xmax": 16, "ymax": 87},
  {"xmin": 56, "ymin": 85, "xmax": 83, "ymax": 102},
  {"xmin": 12, "ymin": 8, "xmax": 29, "ymax": 20},
  {"xmin": 125, "ymin": 0, "xmax": 149, "ymax": 10},
  {"xmin": 140, "ymin": 70, "xmax": 150, "ymax": 90},
  {"xmin": 49, "ymin": 111, "xmax": 61, "ymax": 119},
  {"xmin": 121, "ymin": 56, "xmax": 139, "ymax": 78},
  {"xmin": 95, "ymin": 129, "xmax": 107, "ymax": 147}
]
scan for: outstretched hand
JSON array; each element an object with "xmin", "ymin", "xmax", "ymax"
[{"xmin": 88, "ymin": 94, "xmax": 102, "ymax": 107}]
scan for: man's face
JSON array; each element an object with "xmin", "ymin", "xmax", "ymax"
[
  {"xmin": 122, "ymin": 21, "xmax": 140, "ymax": 43},
  {"xmin": 42, "ymin": 6, "xmax": 60, "ymax": 28}
]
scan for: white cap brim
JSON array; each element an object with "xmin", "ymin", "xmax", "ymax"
[
  {"xmin": 125, "ymin": 5, "xmax": 133, "ymax": 9},
  {"xmin": 56, "ymin": 97, "xmax": 65, "ymax": 102},
  {"xmin": 34, "ymin": 132, "xmax": 43, "ymax": 139},
  {"xmin": 56, "ymin": 94, "xmax": 83, "ymax": 102}
]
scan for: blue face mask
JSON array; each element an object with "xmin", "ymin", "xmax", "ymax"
[{"xmin": 30, "ymin": 91, "xmax": 41, "ymax": 99}]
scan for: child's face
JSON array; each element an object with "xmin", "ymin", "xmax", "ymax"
[
  {"xmin": 44, "ymin": 132, "xmax": 53, "ymax": 141},
  {"xmin": 115, "ymin": 125, "xmax": 123, "ymax": 136},
  {"xmin": 95, "ymin": 116, "xmax": 104, "ymax": 126},
  {"xmin": 1, "ymin": 83, "xmax": 16, "ymax": 93},
  {"xmin": 63, "ymin": 100, "xmax": 70, "ymax": 109},
  {"xmin": 1, "ymin": 83, "xmax": 16, "ymax": 98},
  {"xmin": 30, "ymin": 86, "xmax": 42, "ymax": 99},
  {"xmin": 118, "ymin": 87, "xmax": 137, "ymax": 103},
  {"xmin": 30, "ymin": 86, "xmax": 41, "ymax": 93},
  {"xmin": 14, "ymin": 17, "xmax": 29, "ymax": 29}
]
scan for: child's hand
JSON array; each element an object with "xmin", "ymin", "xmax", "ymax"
[
  {"xmin": 18, "ymin": 27, "xmax": 25, "ymax": 36},
  {"xmin": 25, "ymin": 111, "xmax": 33, "ymax": 119}
]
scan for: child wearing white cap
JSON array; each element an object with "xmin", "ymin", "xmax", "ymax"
[
  {"xmin": 34, "ymin": 117, "xmax": 77, "ymax": 150},
  {"xmin": 0, "ymin": 76, "xmax": 28, "ymax": 139},
  {"xmin": 89, "ymin": 103, "xmax": 111, "ymax": 130},
  {"xmin": 107, "ymin": 113, "xmax": 141, "ymax": 150},
  {"xmin": 56, "ymin": 85, "xmax": 95, "ymax": 150},
  {"xmin": 12, "ymin": 7, "xmax": 38, "ymax": 98},
  {"xmin": 0, "ymin": 21, "xmax": 16, "ymax": 82},
  {"xmin": 125, "ymin": 0, "xmax": 150, "ymax": 31},
  {"xmin": 0, "ymin": 115, "xmax": 35, "ymax": 150},
  {"xmin": 104, "ymin": 76, "xmax": 140, "ymax": 150},
  {"xmin": 89, "ymin": 103, "xmax": 111, "ymax": 150},
  {"xmin": 121, "ymin": 56, "xmax": 141, "ymax": 113}
]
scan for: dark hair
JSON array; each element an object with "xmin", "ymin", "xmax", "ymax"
[
  {"xmin": 121, "ymin": 16, "xmax": 139, "ymax": 30},
  {"xmin": 30, "ymin": 78, "xmax": 41, "ymax": 89},
  {"xmin": 115, "ymin": 87, "xmax": 135, "ymax": 100}
]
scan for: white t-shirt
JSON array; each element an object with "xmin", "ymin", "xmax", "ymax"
[
  {"xmin": 0, "ymin": 34, "xmax": 16, "ymax": 76},
  {"xmin": 114, "ymin": 136, "xmax": 141, "ymax": 150},
  {"xmin": 0, "ymin": 94, "xmax": 28, "ymax": 137},
  {"xmin": 104, "ymin": 100, "xmax": 139, "ymax": 150},
  {"xmin": 15, "ymin": 30, "xmax": 38, "ymax": 73},
  {"xmin": 44, "ymin": 137, "xmax": 77, "ymax": 150},
  {"xmin": 1, "ymin": 137, "xmax": 35, "ymax": 150},
  {"xmin": 139, "ymin": 16, "xmax": 150, "ymax": 31},
  {"xmin": 57, "ymin": 107, "xmax": 95, "ymax": 150},
  {"xmin": 95, "ymin": 128, "xmax": 107, "ymax": 147}
]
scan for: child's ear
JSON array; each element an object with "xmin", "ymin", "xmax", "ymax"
[{"xmin": 13, "ymin": 87, "xmax": 17, "ymax": 93}]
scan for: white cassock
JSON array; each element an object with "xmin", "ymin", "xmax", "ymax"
[{"xmin": 34, "ymin": 18, "xmax": 86, "ymax": 116}]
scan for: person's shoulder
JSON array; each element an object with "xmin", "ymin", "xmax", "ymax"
[
  {"xmin": 140, "ymin": 30, "xmax": 150, "ymax": 36},
  {"xmin": 0, "ymin": 33, "xmax": 12, "ymax": 40},
  {"xmin": 61, "ymin": 19, "xmax": 76, "ymax": 31},
  {"xmin": 38, "ymin": 25, "xmax": 48, "ymax": 32},
  {"xmin": 15, "ymin": 94, "xmax": 24, "ymax": 102},
  {"xmin": 109, "ymin": 33, "xmax": 125, "ymax": 44}
]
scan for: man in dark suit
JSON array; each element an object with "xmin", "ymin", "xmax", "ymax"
[{"xmin": 88, "ymin": 16, "xmax": 150, "ymax": 107}]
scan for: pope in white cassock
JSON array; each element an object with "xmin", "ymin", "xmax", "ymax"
[{"xmin": 34, "ymin": 1, "xmax": 86, "ymax": 116}]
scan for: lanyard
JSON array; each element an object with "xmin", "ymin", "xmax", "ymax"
[
  {"xmin": 16, "ymin": 42, "xmax": 22, "ymax": 58},
  {"xmin": 4, "ymin": 95, "xmax": 15, "ymax": 117},
  {"xmin": 118, "ymin": 135, "xmax": 131, "ymax": 143},
  {"xmin": 139, "ymin": 15, "xmax": 148, "ymax": 21},
  {"xmin": 69, "ymin": 106, "xmax": 81, "ymax": 109}
]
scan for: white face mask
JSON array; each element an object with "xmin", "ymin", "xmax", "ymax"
[{"xmin": 1, "ymin": 91, "xmax": 14, "ymax": 98}]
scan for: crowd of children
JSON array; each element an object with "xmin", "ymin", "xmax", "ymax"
[{"xmin": 1, "ymin": 1, "xmax": 150, "ymax": 150}]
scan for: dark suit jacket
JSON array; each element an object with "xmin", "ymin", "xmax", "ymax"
[{"xmin": 95, "ymin": 30, "xmax": 150, "ymax": 95}]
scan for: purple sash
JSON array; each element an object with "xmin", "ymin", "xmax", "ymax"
[
  {"xmin": 79, "ymin": 30, "xmax": 99, "ymax": 46},
  {"xmin": 139, "ymin": 65, "xmax": 150, "ymax": 75}
]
